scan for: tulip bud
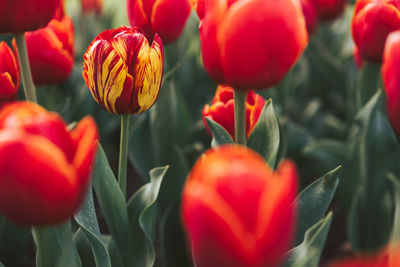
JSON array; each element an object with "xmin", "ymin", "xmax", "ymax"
[
  {"xmin": 202, "ymin": 85, "xmax": 265, "ymax": 140},
  {"xmin": 192, "ymin": 0, "xmax": 308, "ymax": 90},
  {"xmin": 182, "ymin": 145, "xmax": 298, "ymax": 267},
  {"xmin": 352, "ymin": 0, "xmax": 400, "ymax": 63},
  {"xmin": 13, "ymin": 2, "xmax": 75, "ymax": 85},
  {"xmin": 82, "ymin": 0, "xmax": 102, "ymax": 14},
  {"xmin": 0, "ymin": 42, "xmax": 20, "ymax": 107},
  {"xmin": 83, "ymin": 26, "xmax": 164, "ymax": 115},
  {"xmin": 0, "ymin": 0, "xmax": 59, "ymax": 33},
  {"xmin": 127, "ymin": 0, "xmax": 192, "ymax": 45},
  {"xmin": 0, "ymin": 102, "xmax": 98, "ymax": 226},
  {"xmin": 382, "ymin": 30, "xmax": 400, "ymax": 138},
  {"xmin": 301, "ymin": 0, "xmax": 318, "ymax": 34},
  {"xmin": 314, "ymin": 0, "xmax": 347, "ymax": 21}
]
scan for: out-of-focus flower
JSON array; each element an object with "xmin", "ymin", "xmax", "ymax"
[
  {"xmin": 182, "ymin": 145, "xmax": 298, "ymax": 267},
  {"xmin": 301, "ymin": 0, "xmax": 318, "ymax": 34},
  {"xmin": 314, "ymin": 0, "xmax": 347, "ymax": 21},
  {"xmin": 382, "ymin": 30, "xmax": 400, "ymax": 138},
  {"xmin": 0, "ymin": 102, "xmax": 98, "ymax": 226},
  {"xmin": 83, "ymin": 26, "xmax": 164, "ymax": 115},
  {"xmin": 352, "ymin": 0, "xmax": 400, "ymax": 63},
  {"xmin": 127, "ymin": 0, "xmax": 192, "ymax": 45},
  {"xmin": 192, "ymin": 0, "xmax": 308, "ymax": 90},
  {"xmin": 353, "ymin": 46, "xmax": 364, "ymax": 69},
  {"xmin": 202, "ymin": 85, "xmax": 265, "ymax": 139},
  {"xmin": 81, "ymin": 0, "xmax": 102, "ymax": 14},
  {"xmin": 0, "ymin": 0, "xmax": 59, "ymax": 33},
  {"xmin": 0, "ymin": 42, "xmax": 20, "ymax": 107}
]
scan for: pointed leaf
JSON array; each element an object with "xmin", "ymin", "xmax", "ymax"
[
  {"xmin": 295, "ymin": 166, "xmax": 340, "ymax": 245},
  {"xmin": 205, "ymin": 117, "xmax": 234, "ymax": 147},
  {"xmin": 248, "ymin": 99, "xmax": 280, "ymax": 167}
]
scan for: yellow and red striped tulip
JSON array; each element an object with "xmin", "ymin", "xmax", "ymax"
[
  {"xmin": 83, "ymin": 26, "xmax": 164, "ymax": 115},
  {"xmin": 0, "ymin": 102, "xmax": 98, "ymax": 226},
  {"xmin": 202, "ymin": 85, "xmax": 265, "ymax": 140},
  {"xmin": 127, "ymin": 0, "xmax": 192, "ymax": 45},
  {"xmin": 192, "ymin": 0, "xmax": 308, "ymax": 90},
  {"xmin": 182, "ymin": 145, "xmax": 298, "ymax": 267},
  {"xmin": 0, "ymin": 42, "xmax": 20, "ymax": 107}
]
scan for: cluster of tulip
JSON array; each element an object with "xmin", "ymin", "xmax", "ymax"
[{"xmin": 1, "ymin": 0, "xmax": 400, "ymax": 266}]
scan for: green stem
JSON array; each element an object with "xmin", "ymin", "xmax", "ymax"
[
  {"xmin": 15, "ymin": 33, "xmax": 37, "ymax": 103},
  {"xmin": 234, "ymin": 89, "xmax": 247, "ymax": 146},
  {"xmin": 118, "ymin": 115, "xmax": 130, "ymax": 198}
]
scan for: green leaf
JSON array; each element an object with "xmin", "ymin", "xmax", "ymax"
[
  {"xmin": 92, "ymin": 144, "xmax": 133, "ymax": 267},
  {"xmin": 355, "ymin": 63, "xmax": 381, "ymax": 109},
  {"xmin": 74, "ymin": 185, "xmax": 111, "ymax": 267},
  {"xmin": 205, "ymin": 117, "xmax": 234, "ymax": 147},
  {"xmin": 248, "ymin": 99, "xmax": 280, "ymax": 167},
  {"xmin": 295, "ymin": 167, "xmax": 340, "ymax": 245},
  {"xmin": 285, "ymin": 212, "xmax": 333, "ymax": 267},
  {"xmin": 127, "ymin": 166, "xmax": 168, "ymax": 267},
  {"xmin": 388, "ymin": 174, "xmax": 400, "ymax": 242},
  {"xmin": 0, "ymin": 217, "xmax": 30, "ymax": 266},
  {"xmin": 34, "ymin": 221, "xmax": 81, "ymax": 267},
  {"xmin": 74, "ymin": 229, "xmax": 96, "ymax": 267}
]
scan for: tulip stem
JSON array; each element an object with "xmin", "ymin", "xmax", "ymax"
[
  {"xmin": 234, "ymin": 89, "xmax": 247, "ymax": 146},
  {"xmin": 118, "ymin": 114, "xmax": 130, "ymax": 198},
  {"xmin": 15, "ymin": 33, "xmax": 37, "ymax": 103}
]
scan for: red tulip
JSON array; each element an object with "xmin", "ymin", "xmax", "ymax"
[
  {"xmin": 352, "ymin": 0, "xmax": 400, "ymax": 63},
  {"xmin": 0, "ymin": 42, "xmax": 20, "ymax": 107},
  {"xmin": 127, "ymin": 0, "xmax": 192, "ymax": 45},
  {"xmin": 0, "ymin": 0, "xmax": 59, "ymax": 33},
  {"xmin": 353, "ymin": 46, "xmax": 364, "ymax": 69},
  {"xmin": 13, "ymin": 1, "xmax": 74, "ymax": 85},
  {"xmin": 202, "ymin": 85, "xmax": 266, "ymax": 139},
  {"xmin": 0, "ymin": 102, "xmax": 98, "ymax": 226},
  {"xmin": 301, "ymin": 0, "xmax": 318, "ymax": 34},
  {"xmin": 82, "ymin": 0, "xmax": 102, "ymax": 14},
  {"xmin": 314, "ymin": 0, "xmax": 347, "ymax": 21},
  {"xmin": 83, "ymin": 26, "xmax": 164, "ymax": 115},
  {"xmin": 182, "ymin": 145, "xmax": 298, "ymax": 267},
  {"xmin": 192, "ymin": 0, "xmax": 308, "ymax": 90},
  {"xmin": 382, "ymin": 30, "xmax": 400, "ymax": 138}
]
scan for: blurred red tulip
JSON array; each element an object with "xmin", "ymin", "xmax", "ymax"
[
  {"xmin": 0, "ymin": 102, "xmax": 98, "ymax": 226},
  {"xmin": 352, "ymin": 0, "xmax": 400, "ymax": 63},
  {"xmin": 192, "ymin": 0, "xmax": 308, "ymax": 90},
  {"xmin": 315, "ymin": 0, "xmax": 347, "ymax": 21},
  {"xmin": 301, "ymin": 0, "xmax": 319, "ymax": 34},
  {"xmin": 382, "ymin": 30, "xmax": 400, "ymax": 138},
  {"xmin": 83, "ymin": 26, "xmax": 163, "ymax": 115},
  {"xmin": 353, "ymin": 46, "xmax": 364, "ymax": 69},
  {"xmin": 202, "ymin": 85, "xmax": 265, "ymax": 139},
  {"xmin": 82, "ymin": 0, "xmax": 102, "ymax": 14},
  {"xmin": 182, "ymin": 145, "xmax": 298, "ymax": 267},
  {"xmin": 13, "ymin": 2, "xmax": 74, "ymax": 85},
  {"xmin": 127, "ymin": 0, "xmax": 192, "ymax": 44},
  {"xmin": 0, "ymin": 0, "xmax": 59, "ymax": 33},
  {"xmin": 0, "ymin": 42, "xmax": 20, "ymax": 107}
]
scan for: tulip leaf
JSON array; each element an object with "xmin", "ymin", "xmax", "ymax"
[
  {"xmin": 295, "ymin": 166, "xmax": 340, "ymax": 246},
  {"xmin": 388, "ymin": 174, "xmax": 400, "ymax": 242},
  {"xmin": 92, "ymin": 144, "xmax": 134, "ymax": 267},
  {"xmin": 285, "ymin": 212, "xmax": 333, "ymax": 267},
  {"xmin": 127, "ymin": 166, "xmax": 168, "ymax": 267},
  {"xmin": 204, "ymin": 117, "xmax": 234, "ymax": 147},
  {"xmin": 248, "ymin": 99, "xmax": 280, "ymax": 167},
  {"xmin": 34, "ymin": 221, "xmax": 81, "ymax": 267},
  {"xmin": 74, "ymin": 185, "xmax": 111, "ymax": 267},
  {"xmin": 0, "ymin": 217, "xmax": 30, "ymax": 266}
]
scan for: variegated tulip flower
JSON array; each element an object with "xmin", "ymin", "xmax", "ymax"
[{"xmin": 83, "ymin": 26, "xmax": 164, "ymax": 115}]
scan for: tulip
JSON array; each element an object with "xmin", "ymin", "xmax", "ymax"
[
  {"xmin": 301, "ymin": 0, "xmax": 318, "ymax": 34},
  {"xmin": 127, "ymin": 0, "xmax": 192, "ymax": 45},
  {"xmin": 0, "ymin": 42, "xmax": 20, "ymax": 107},
  {"xmin": 314, "ymin": 0, "xmax": 347, "ymax": 21},
  {"xmin": 353, "ymin": 46, "xmax": 364, "ymax": 69},
  {"xmin": 83, "ymin": 26, "xmax": 164, "ymax": 115},
  {"xmin": 192, "ymin": 0, "xmax": 308, "ymax": 90},
  {"xmin": 13, "ymin": 2, "xmax": 75, "ymax": 86},
  {"xmin": 352, "ymin": 0, "xmax": 400, "ymax": 63},
  {"xmin": 82, "ymin": 0, "xmax": 102, "ymax": 14},
  {"xmin": 382, "ymin": 30, "xmax": 400, "ymax": 138},
  {"xmin": 0, "ymin": 0, "xmax": 59, "ymax": 33},
  {"xmin": 182, "ymin": 145, "xmax": 298, "ymax": 267},
  {"xmin": 0, "ymin": 102, "xmax": 98, "ymax": 226},
  {"xmin": 202, "ymin": 85, "xmax": 265, "ymax": 140}
]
